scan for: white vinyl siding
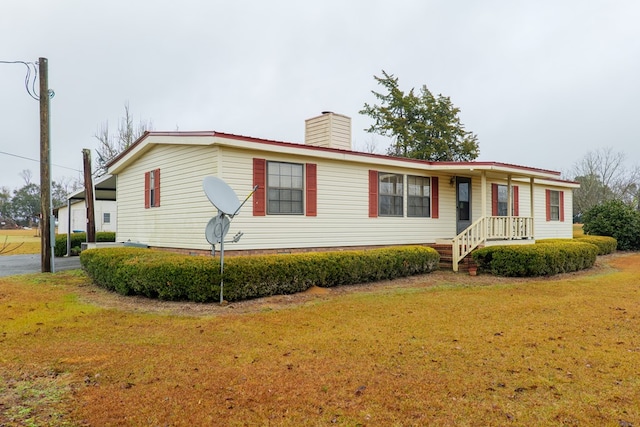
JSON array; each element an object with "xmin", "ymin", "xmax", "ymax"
[
  {"xmin": 534, "ymin": 185, "xmax": 573, "ymax": 239},
  {"xmin": 57, "ymin": 200, "xmax": 117, "ymax": 234},
  {"xmin": 116, "ymin": 144, "xmax": 218, "ymax": 248},
  {"xmin": 113, "ymin": 136, "xmax": 575, "ymax": 251},
  {"xmin": 117, "ymin": 144, "xmax": 456, "ymax": 251}
]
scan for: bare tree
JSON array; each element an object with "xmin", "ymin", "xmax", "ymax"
[
  {"xmin": 571, "ymin": 147, "xmax": 640, "ymax": 218},
  {"xmin": 55, "ymin": 175, "xmax": 83, "ymax": 197},
  {"xmin": 19, "ymin": 169, "xmax": 32, "ymax": 185},
  {"xmin": 95, "ymin": 102, "xmax": 153, "ymax": 175},
  {"xmin": 354, "ymin": 136, "xmax": 383, "ymax": 154}
]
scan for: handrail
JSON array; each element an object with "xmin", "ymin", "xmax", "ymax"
[
  {"xmin": 452, "ymin": 217, "xmax": 487, "ymax": 271},
  {"xmin": 452, "ymin": 216, "xmax": 534, "ymax": 271}
]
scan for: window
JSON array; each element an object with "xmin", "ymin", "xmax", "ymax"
[
  {"xmin": 549, "ymin": 190, "xmax": 560, "ymax": 221},
  {"xmin": 497, "ymin": 185, "xmax": 508, "ymax": 216},
  {"xmin": 369, "ymin": 172, "xmax": 438, "ymax": 218},
  {"xmin": 253, "ymin": 159, "xmax": 316, "ymax": 216},
  {"xmin": 492, "ymin": 184, "xmax": 520, "ymax": 216},
  {"xmin": 379, "ymin": 173, "xmax": 403, "ymax": 216},
  {"xmin": 458, "ymin": 180, "xmax": 470, "ymax": 221},
  {"xmin": 408, "ymin": 175, "xmax": 430, "ymax": 217},
  {"xmin": 103, "ymin": 212, "xmax": 111, "ymax": 224},
  {"xmin": 267, "ymin": 161, "xmax": 304, "ymax": 214},
  {"xmin": 150, "ymin": 171, "xmax": 157, "ymax": 206},
  {"xmin": 144, "ymin": 169, "xmax": 160, "ymax": 208},
  {"xmin": 545, "ymin": 189, "xmax": 564, "ymax": 221}
]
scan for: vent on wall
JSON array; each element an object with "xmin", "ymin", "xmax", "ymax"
[{"xmin": 304, "ymin": 111, "xmax": 352, "ymax": 150}]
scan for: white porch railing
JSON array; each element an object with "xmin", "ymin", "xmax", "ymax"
[{"xmin": 452, "ymin": 216, "xmax": 534, "ymax": 271}]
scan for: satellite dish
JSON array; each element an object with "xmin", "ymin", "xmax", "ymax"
[
  {"xmin": 201, "ymin": 176, "xmax": 259, "ymax": 305},
  {"xmin": 202, "ymin": 176, "xmax": 241, "ymax": 215},
  {"xmin": 205, "ymin": 214, "xmax": 230, "ymax": 245}
]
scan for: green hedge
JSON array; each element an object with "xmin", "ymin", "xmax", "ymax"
[
  {"xmin": 575, "ymin": 235, "xmax": 617, "ymax": 255},
  {"xmin": 472, "ymin": 241, "xmax": 598, "ymax": 277},
  {"xmin": 80, "ymin": 245, "xmax": 440, "ymax": 302},
  {"xmin": 54, "ymin": 232, "xmax": 116, "ymax": 257},
  {"xmin": 537, "ymin": 236, "xmax": 617, "ymax": 255}
]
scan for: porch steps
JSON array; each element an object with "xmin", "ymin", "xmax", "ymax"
[{"xmin": 430, "ymin": 243, "xmax": 478, "ymax": 273}]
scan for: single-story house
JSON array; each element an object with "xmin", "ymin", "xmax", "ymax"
[
  {"xmin": 106, "ymin": 112, "xmax": 579, "ymax": 271},
  {"xmin": 57, "ymin": 174, "xmax": 117, "ymax": 254},
  {"xmin": 56, "ymin": 199, "xmax": 117, "ymax": 234}
]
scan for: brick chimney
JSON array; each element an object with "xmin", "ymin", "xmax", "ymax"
[{"xmin": 304, "ymin": 112, "xmax": 352, "ymax": 150}]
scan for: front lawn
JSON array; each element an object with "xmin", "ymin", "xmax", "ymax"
[
  {"xmin": 1, "ymin": 253, "xmax": 638, "ymax": 425},
  {"xmin": 0, "ymin": 229, "xmax": 41, "ymax": 255}
]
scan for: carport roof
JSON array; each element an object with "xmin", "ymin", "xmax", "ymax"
[{"xmin": 66, "ymin": 174, "xmax": 116, "ymax": 202}]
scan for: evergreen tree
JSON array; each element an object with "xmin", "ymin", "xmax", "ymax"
[{"xmin": 360, "ymin": 70, "xmax": 479, "ymax": 161}]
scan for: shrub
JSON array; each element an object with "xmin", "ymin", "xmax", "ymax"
[
  {"xmin": 537, "ymin": 236, "xmax": 617, "ymax": 255},
  {"xmin": 80, "ymin": 245, "xmax": 440, "ymax": 303},
  {"xmin": 54, "ymin": 232, "xmax": 116, "ymax": 257},
  {"xmin": 472, "ymin": 242, "xmax": 598, "ymax": 277},
  {"xmin": 582, "ymin": 200, "xmax": 640, "ymax": 251},
  {"xmin": 575, "ymin": 235, "xmax": 617, "ymax": 255}
]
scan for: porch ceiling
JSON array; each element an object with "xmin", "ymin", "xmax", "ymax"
[{"xmin": 432, "ymin": 163, "xmax": 562, "ymax": 182}]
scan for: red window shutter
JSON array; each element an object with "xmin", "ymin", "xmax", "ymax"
[
  {"xmin": 559, "ymin": 191, "xmax": 565, "ymax": 222},
  {"xmin": 306, "ymin": 163, "xmax": 317, "ymax": 217},
  {"xmin": 154, "ymin": 169, "xmax": 161, "ymax": 207},
  {"xmin": 513, "ymin": 185, "xmax": 519, "ymax": 216},
  {"xmin": 368, "ymin": 170, "xmax": 378, "ymax": 217},
  {"xmin": 491, "ymin": 183, "xmax": 499, "ymax": 216},
  {"xmin": 253, "ymin": 158, "xmax": 266, "ymax": 216},
  {"xmin": 431, "ymin": 176, "xmax": 439, "ymax": 219},
  {"xmin": 144, "ymin": 171, "xmax": 151, "ymax": 209},
  {"xmin": 545, "ymin": 189, "xmax": 551, "ymax": 221}
]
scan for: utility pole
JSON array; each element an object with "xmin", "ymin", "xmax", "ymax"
[
  {"xmin": 39, "ymin": 57, "xmax": 53, "ymax": 273},
  {"xmin": 83, "ymin": 149, "xmax": 96, "ymax": 243}
]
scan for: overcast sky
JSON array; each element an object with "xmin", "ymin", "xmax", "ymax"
[{"xmin": 1, "ymin": 0, "xmax": 639, "ymax": 192}]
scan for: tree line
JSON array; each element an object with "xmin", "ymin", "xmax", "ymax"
[{"xmin": 0, "ymin": 170, "xmax": 72, "ymax": 228}]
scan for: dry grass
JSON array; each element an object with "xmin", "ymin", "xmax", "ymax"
[
  {"xmin": 0, "ymin": 229, "xmax": 41, "ymax": 256},
  {"xmin": 1, "ymin": 254, "xmax": 639, "ymax": 426}
]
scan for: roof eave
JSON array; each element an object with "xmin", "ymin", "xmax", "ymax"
[{"xmin": 107, "ymin": 130, "xmax": 569, "ymax": 183}]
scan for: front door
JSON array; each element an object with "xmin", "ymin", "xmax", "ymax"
[{"xmin": 456, "ymin": 177, "xmax": 472, "ymax": 235}]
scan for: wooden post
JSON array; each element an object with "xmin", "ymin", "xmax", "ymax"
[
  {"xmin": 530, "ymin": 177, "xmax": 535, "ymax": 238},
  {"xmin": 39, "ymin": 57, "xmax": 52, "ymax": 273},
  {"xmin": 83, "ymin": 149, "xmax": 96, "ymax": 243},
  {"xmin": 507, "ymin": 174, "xmax": 512, "ymax": 239}
]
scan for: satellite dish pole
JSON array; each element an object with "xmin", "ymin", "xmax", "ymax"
[
  {"xmin": 218, "ymin": 212, "xmax": 226, "ymax": 304},
  {"xmin": 217, "ymin": 186, "xmax": 257, "ymax": 304},
  {"xmin": 202, "ymin": 177, "xmax": 258, "ymax": 305}
]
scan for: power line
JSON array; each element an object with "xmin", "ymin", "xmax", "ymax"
[
  {"xmin": 0, "ymin": 60, "xmax": 40, "ymax": 100},
  {"xmin": 0, "ymin": 150, "xmax": 82, "ymax": 173}
]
